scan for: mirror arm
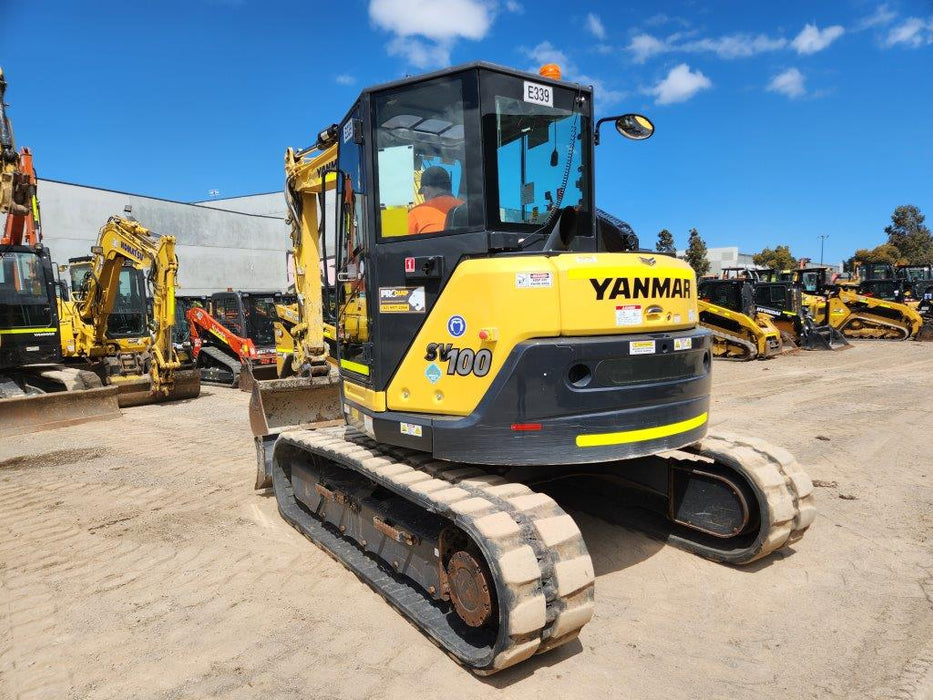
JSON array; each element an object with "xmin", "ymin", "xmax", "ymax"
[{"xmin": 593, "ymin": 116, "xmax": 615, "ymax": 146}]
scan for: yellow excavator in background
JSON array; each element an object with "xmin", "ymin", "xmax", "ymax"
[
  {"xmin": 58, "ymin": 214, "xmax": 201, "ymax": 405},
  {"xmin": 248, "ymin": 62, "xmax": 815, "ymax": 674}
]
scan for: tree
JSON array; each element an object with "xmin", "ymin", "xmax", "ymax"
[
  {"xmin": 885, "ymin": 204, "xmax": 933, "ymax": 264},
  {"xmin": 684, "ymin": 228, "xmax": 710, "ymax": 277},
  {"xmin": 656, "ymin": 229, "xmax": 676, "ymax": 255},
  {"xmin": 753, "ymin": 245, "xmax": 797, "ymax": 270},
  {"xmin": 851, "ymin": 243, "xmax": 903, "ymax": 266}
]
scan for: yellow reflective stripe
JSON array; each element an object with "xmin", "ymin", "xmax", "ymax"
[
  {"xmin": 340, "ymin": 358, "xmax": 370, "ymax": 376},
  {"xmin": 0, "ymin": 327, "xmax": 56, "ymax": 335},
  {"xmin": 576, "ymin": 412, "xmax": 708, "ymax": 448}
]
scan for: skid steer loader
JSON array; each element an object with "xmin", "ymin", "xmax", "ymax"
[
  {"xmin": 697, "ymin": 277, "xmax": 787, "ymax": 359},
  {"xmin": 249, "ymin": 62, "xmax": 815, "ymax": 674}
]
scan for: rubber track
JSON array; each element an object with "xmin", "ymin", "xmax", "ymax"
[
  {"xmin": 840, "ymin": 313, "xmax": 910, "ymax": 340},
  {"xmin": 673, "ymin": 431, "xmax": 817, "ymax": 564},
  {"xmin": 707, "ymin": 327, "xmax": 759, "ymax": 361},
  {"xmin": 198, "ymin": 346, "xmax": 241, "ymax": 386},
  {"xmin": 275, "ymin": 426, "xmax": 595, "ymax": 674}
]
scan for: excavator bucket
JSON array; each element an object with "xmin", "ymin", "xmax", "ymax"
[
  {"xmin": 799, "ymin": 320, "xmax": 851, "ymax": 351},
  {"xmin": 249, "ymin": 372, "xmax": 343, "ymax": 488},
  {"xmin": 111, "ymin": 369, "xmax": 202, "ymax": 408},
  {"xmin": 915, "ymin": 319, "xmax": 933, "ymax": 342},
  {"xmin": 237, "ymin": 363, "xmax": 279, "ymax": 393},
  {"xmin": 0, "ymin": 385, "xmax": 121, "ymax": 438}
]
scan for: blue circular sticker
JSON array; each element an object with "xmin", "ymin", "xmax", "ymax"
[{"xmin": 447, "ymin": 315, "xmax": 466, "ymax": 337}]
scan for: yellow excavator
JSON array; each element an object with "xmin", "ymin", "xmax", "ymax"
[
  {"xmin": 249, "ymin": 62, "xmax": 815, "ymax": 674},
  {"xmin": 58, "ymin": 214, "xmax": 201, "ymax": 405},
  {"xmin": 796, "ymin": 267, "xmax": 926, "ymax": 340}
]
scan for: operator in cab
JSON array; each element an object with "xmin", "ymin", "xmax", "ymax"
[{"xmin": 408, "ymin": 166, "xmax": 463, "ymax": 235}]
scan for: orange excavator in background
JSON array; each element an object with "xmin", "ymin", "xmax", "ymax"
[{"xmin": 0, "ymin": 67, "xmax": 121, "ymax": 435}]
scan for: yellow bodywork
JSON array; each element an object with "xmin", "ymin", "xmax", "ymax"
[
  {"xmin": 697, "ymin": 299, "xmax": 784, "ymax": 359},
  {"xmin": 374, "ymin": 252, "xmax": 698, "ymax": 417},
  {"xmin": 280, "ymin": 145, "xmax": 336, "ymax": 376},
  {"xmin": 803, "ymin": 288, "xmax": 923, "ymax": 339}
]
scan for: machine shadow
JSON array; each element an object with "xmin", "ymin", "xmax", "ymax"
[{"xmin": 537, "ymin": 478, "xmax": 668, "ymax": 577}]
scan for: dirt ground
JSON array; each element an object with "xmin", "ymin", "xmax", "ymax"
[{"xmin": 1, "ymin": 342, "xmax": 932, "ymax": 699}]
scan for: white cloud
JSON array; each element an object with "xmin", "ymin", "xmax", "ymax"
[
  {"xmin": 335, "ymin": 74, "xmax": 356, "ymax": 85},
  {"xmin": 856, "ymin": 4, "xmax": 896, "ymax": 31},
  {"xmin": 369, "ymin": 0, "xmax": 492, "ymax": 67},
  {"xmin": 644, "ymin": 13, "xmax": 690, "ymax": 28},
  {"xmin": 586, "ymin": 13, "xmax": 606, "ymax": 40},
  {"xmin": 685, "ymin": 33, "xmax": 787, "ymax": 58},
  {"xmin": 628, "ymin": 33, "xmax": 670, "ymax": 63},
  {"xmin": 883, "ymin": 17, "xmax": 933, "ymax": 48},
  {"xmin": 386, "ymin": 36, "xmax": 451, "ymax": 68},
  {"xmin": 791, "ymin": 23, "xmax": 845, "ymax": 54},
  {"xmin": 648, "ymin": 63, "xmax": 712, "ymax": 105},
  {"xmin": 505, "ymin": 0, "xmax": 523, "ymax": 12},
  {"xmin": 628, "ymin": 31, "xmax": 787, "ymax": 62},
  {"xmin": 524, "ymin": 40, "xmax": 570, "ymax": 68},
  {"xmin": 767, "ymin": 68, "xmax": 806, "ymax": 98},
  {"xmin": 369, "ymin": 0, "xmax": 491, "ymax": 41}
]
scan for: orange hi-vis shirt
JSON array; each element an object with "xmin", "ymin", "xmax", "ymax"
[{"xmin": 407, "ymin": 195, "xmax": 464, "ymax": 234}]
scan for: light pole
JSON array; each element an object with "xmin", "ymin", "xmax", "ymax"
[{"xmin": 819, "ymin": 234, "xmax": 829, "ymax": 267}]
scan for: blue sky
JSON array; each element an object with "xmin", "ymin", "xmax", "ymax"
[{"xmin": 3, "ymin": 0, "xmax": 932, "ymax": 264}]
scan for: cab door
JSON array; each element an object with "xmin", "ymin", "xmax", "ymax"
[{"xmin": 334, "ymin": 104, "xmax": 373, "ymax": 383}]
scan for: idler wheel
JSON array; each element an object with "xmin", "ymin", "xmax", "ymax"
[{"xmin": 446, "ymin": 550, "xmax": 495, "ymax": 628}]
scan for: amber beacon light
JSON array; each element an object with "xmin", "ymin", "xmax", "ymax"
[{"xmin": 538, "ymin": 63, "xmax": 561, "ymax": 80}]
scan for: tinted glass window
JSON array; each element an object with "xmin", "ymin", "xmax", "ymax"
[
  {"xmin": 245, "ymin": 296, "xmax": 276, "ymax": 347},
  {"xmin": 107, "ymin": 266, "xmax": 147, "ymax": 338},
  {"xmin": 481, "ymin": 72, "xmax": 591, "ymax": 231},
  {"xmin": 0, "ymin": 251, "xmax": 52, "ymax": 328},
  {"xmin": 373, "ymin": 73, "xmax": 482, "ymax": 238}
]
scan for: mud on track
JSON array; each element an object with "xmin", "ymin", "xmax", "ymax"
[{"xmin": 1, "ymin": 343, "xmax": 932, "ymax": 699}]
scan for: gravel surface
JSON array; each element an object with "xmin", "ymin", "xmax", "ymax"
[{"xmin": 1, "ymin": 342, "xmax": 931, "ymax": 699}]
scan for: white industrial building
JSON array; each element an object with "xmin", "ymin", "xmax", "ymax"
[
  {"xmin": 38, "ymin": 179, "xmax": 290, "ymax": 296},
  {"xmin": 698, "ymin": 246, "xmax": 757, "ymax": 276}
]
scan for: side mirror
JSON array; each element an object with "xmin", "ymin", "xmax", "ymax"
[
  {"xmin": 594, "ymin": 113, "xmax": 655, "ymax": 145},
  {"xmin": 615, "ymin": 114, "xmax": 654, "ymax": 140}
]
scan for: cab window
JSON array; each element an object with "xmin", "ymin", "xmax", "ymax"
[{"xmin": 373, "ymin": 73, "xmax": 482, "ymax": 238}]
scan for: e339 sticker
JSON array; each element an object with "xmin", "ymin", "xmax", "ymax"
[
  {"xmin": 425, "ymin": 343, "xmax": 492, "ymax": 377},
  {"xmin": 447, "ymin": 315, "xmax": 466, "ymax": 337}
]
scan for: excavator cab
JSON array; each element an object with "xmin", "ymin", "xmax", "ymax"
[
  {"xmin": 0, "ymin": 245, "xmax": 60, "ymax": 373},
  {"xmin": 68, "ymin": 257, "xmax": 149, "ymax": 341},
  {"xmin": 329, "ymin": 63, "xmax": 598, "ymax": 391}
]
